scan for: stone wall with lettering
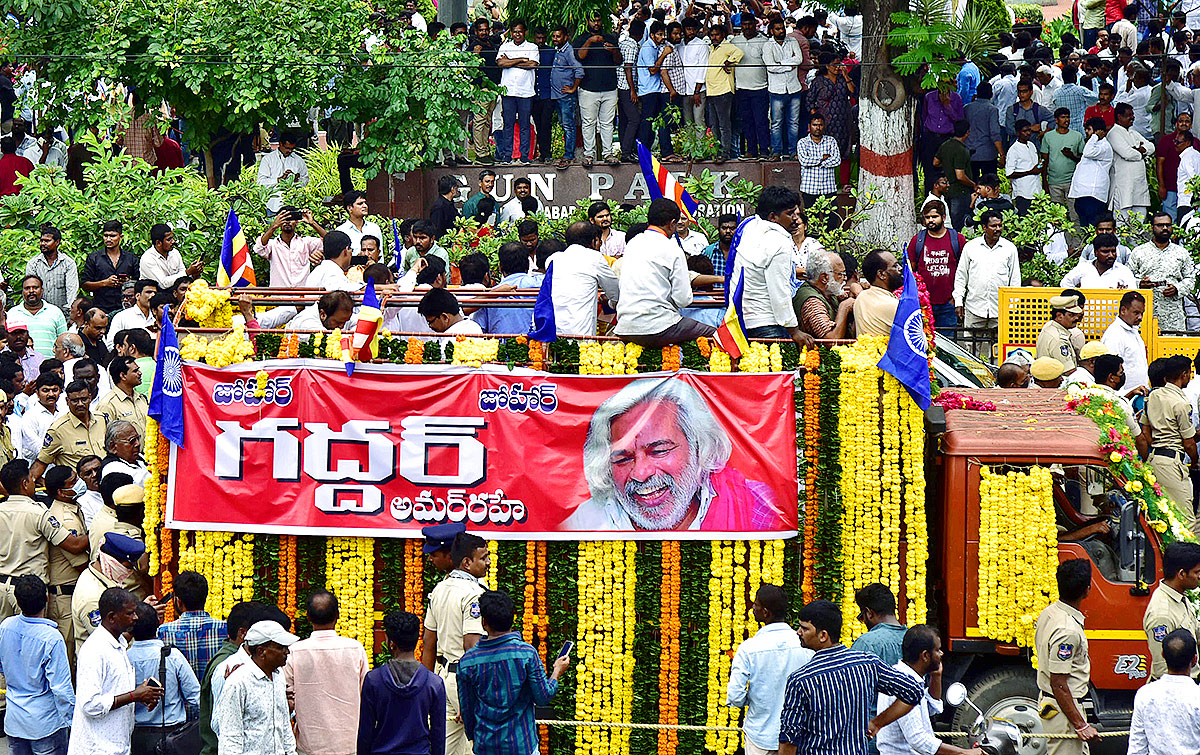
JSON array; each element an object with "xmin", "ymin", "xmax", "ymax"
[{"xmin": 366, "ymin": 162, "xmax": 803, "ymax": 220}]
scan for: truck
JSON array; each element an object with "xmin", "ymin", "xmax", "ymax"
[{"xmin": 930, "ymin": 388, "xmax": 1158, "ymax": 752}]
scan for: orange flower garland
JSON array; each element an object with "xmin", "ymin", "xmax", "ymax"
[
  {"xmin": 522, "ymin": 541, "xmax": 537, "ymax": 643},
  {"xmin": 404, "ymin": 337, "xmax": 424, "ymax": 364},
  {"xmin": 661, "ymin": 345, "xmax": 682, "ymax": 371},
  {"xmin": 529, "ymin": 339, "xmax": 545, "ymax": 371},
  {"xmin": 696, "ymin": 337, "xmax": 712, "ymax": 358},
  {"xmin": 278, "ymin": 535, "xmax": 297, "ymax": 618},
  {"xmin": 404, "ymin": 539, "xmax": 426, "ymax": 657},
  {"xmin": 657, "ymin": 541, "xmax": 681, "ymax": 755},
  {"xmin": 275, "ymin": 334, "xmax": 300, "ymax": 359},
  {"xmin": 802, "ymin": 349, "xmax": 821, "ymax": 602}
]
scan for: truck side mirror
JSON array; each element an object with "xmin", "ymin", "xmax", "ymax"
[{"xmin": 945, "ymin": 682, "xmax": 968, "ymax": 707}]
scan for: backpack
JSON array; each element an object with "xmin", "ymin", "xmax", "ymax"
[{"xmin": 914, "ymin": 228, "xmax": 962, "ymax": 262}]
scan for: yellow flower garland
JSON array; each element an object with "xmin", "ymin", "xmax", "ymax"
[
  {"xmin": 978, "ymin": 466, "xmax": 1059, "ymax": 647},
  {"xmin": 836, "ymin": 337, "xmax": 927, "ymax": 635},
  {"xmin": 452, "ymin": 337, "xmax": 500, "ymax": 367},
  {"xmin": 182, "ymin": 280, "xmax": 232, "ymax": 327},
  {"xmin": 574, "ymin": 541, "xmax": 635, "ymax": 755},
  {"xmin": 177, "ymin": 531, "xmax": 254, "ymax": 619},
  {"xmin": 143, "ymin": 418, "xmax": 163, "ymax": 575},
  {"xmin": 325, "ymin": 536, "xmax": 375, "ymax": 651}
]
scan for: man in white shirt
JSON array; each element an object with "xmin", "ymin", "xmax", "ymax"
[
  {"xmin": 676, "ymin": 221, "xmax": 708, "ymax": 256},
  {"xmin": 876, "ymin": 625, "xmax": 982, "ymax": 755},
  {"xmin": 1176, "ymin": 130, "xmax": 1200, "ymax": 215},
  {"xmin": 762, "ymin": 18, "xmax": 803, "ymax": 159},
  {"xmin": 547, "ymin": 221, "xmax": 619, "ymax": 336},
  {"xmin": 334, "ymin": 190, "xmax": 383, "ymax": 254},
  {"xmin": 216, "ymin": 620, "xmax": 299, "ymax": 755},
  {"xmin": 1112, "ymin": 5, "xmax": 1138, "ymax": 57},
  {"xmin": 952, "ymin": 209, "xmax": 1021, "ymax": 356},
  {"xmin": 1069, "ymin": 118, "xmax": 1113, "ymax": 227},
  {"xmin": 731, "ymin": 186, "xmax": 815, "ymax": 348},
  {"xmin": 614, "ymin": 199, "xmax": 715, "ymax": 346},
  {"xmin": 306, "ymin": 231, "xmax": 363, "ymax": 292},
  {"xmin": 69, "ymin": 585, "xmax": 164, "ymax": 755},
  {"xmin": 589, "ymin": 201, "xmax": 626, "ymax": 257},
  {"xmin": 497, "ymin": 22, "xmax": 540, "ymax": 164},
  {"xmin": 284, "ymin": 291, "xmax": 355, "ymax": 336},
  {"xmin": 105, "ymin": 279, "xmax": 157, "ymax": 348},
  {"xmin": 1006, "ymin": 119, "xmax": 1042, "ymax": 215},
  {"xmin": 498, "ymin": 177, "xmax": 545, "ymax": 224},
  {"xmin": 1101, "ymin": 290, "xmax": 1150, "ymax": 391},
  {"xmin": 1060, "ymin": 233, "xmax": 1137, "ymax": 289},
  {"xmin": 1108, "ymin": 101, "xmax": 1155, "ymax": 223},
  {"xmin": 20, "ymin": 373, "xmax": 61, "ymax": 462},
  {"xmin": 1128, "ymin": 628, "xmax": 1200, "ymax": 755},
  {"xmin": 256, "ymin": 134, "xmax": 309, "ymax": 216},
  {"xmin": 140, "ymin": 224, "xmax": 201, "ymax": 290},
  {"xmin": 727, "ymin": 584, "xmax": 813, "ymax": 755},
  {"xmin": 417, "ymin": 288, "xmax": 484, "ymax": 337},
  {"xmin": 679, "ymin": 18, "xmax": 709, "ymax": 130}
]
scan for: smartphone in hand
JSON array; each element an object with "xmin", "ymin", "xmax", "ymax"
[{"xmin": 557, "ymin": 641, "xmax": 574, "ymax": 659}]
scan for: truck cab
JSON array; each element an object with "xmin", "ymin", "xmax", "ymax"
[{"xmin": 930, "ymin": 389, "xmax": 1160, "ymax": 750}]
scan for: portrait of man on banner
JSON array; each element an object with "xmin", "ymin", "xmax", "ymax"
[{"xmin": 564, "ymin": 378, "xmax": 785, "ymax": 532}]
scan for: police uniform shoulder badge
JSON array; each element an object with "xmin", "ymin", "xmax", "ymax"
[
  {"xmin": 43, "ymin": 433, "xmax": 52, "ymax": 448},
  {"xmin": 469, "ymin": 601, "xmax": 481, "ymax": 619},
  {"xmin": 88, "ymin": 609, "xmax": 102, "ymax": 627},
  {"xmin": 1057, "ymin": 642, "xmax": 1074, "ymax": 660},
  {"xmin": 48, "ymin": 515, "xmax": 60, "ymax": 529},
  {"xmin": 1153, "ymin": 624, "xmax": 1169, "ymax": 642}
]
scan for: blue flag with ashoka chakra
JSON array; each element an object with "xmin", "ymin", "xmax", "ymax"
[
  {"xmin": 149, "ymin": 305, "xmax": 185, "ymax": 447},
  {"xmin": 877, "ymin": 252, "xmax": 932, "ymax": 411}
]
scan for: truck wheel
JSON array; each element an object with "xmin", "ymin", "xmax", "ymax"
[{"xmin": 950, "ymin": 666, "xmax": 1046, "ymax": 755}]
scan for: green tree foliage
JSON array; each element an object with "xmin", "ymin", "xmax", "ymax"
[
  {"xmin": 889, "ymin": 0, "xmax": 1006, "ymax": 88},
  {"xmin": 0, "ymin": 135, "xmax": 271, "ymax": 280},
  {"xmin": 504, "ymin": 0, "xmax": 615, "ymax": 35},
  {"xmin": 331, "ymin": 29, "xmax": 500, "ymax": 176}
]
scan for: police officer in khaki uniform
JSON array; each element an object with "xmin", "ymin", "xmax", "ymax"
[
  {"xmin": 95, "ymin": 356, "xmax": 149, "ymax": 440},
  {"xmin": 88, "ymin": 483, "xmax": 151, "ymax": 598},
  {"xmin": 31, "ymin": 378, "xmax": 105, "ymax": 483},
  {"xmin": 71, "ymin": 531, "xmax": 146, "ymax": 657},
  {"xmin": 1035, "ymin": 294, "xmax": 1084, "ymax": 372},
  {"xmin": 1140, "ymin": 355, "xmax": 1197, "ymax": 532},
  {"xmin": 1142, "ymin": 541, "xmax": 1200, "ymax": 680},
  {"xmin": 1034, "ymin": 559, "xmax": 1100, "ymax": 754},
  {"xmin": 43, "ymin": 464, "xmax": 91, "ymax": 666},
  {"xmin": 0, "ymin": 390, "xmax": 17, "ymax": 465},
  {"xmin": 423, "ymin": 522, "xmax": 467, "ymax": 573},
  {"xmin": 422, "ymin": 532, "xmax": 489, "ymax": 755},
  {"xmin": 0, "ymin": 458, "xmax": 89, "ymax": 620}
]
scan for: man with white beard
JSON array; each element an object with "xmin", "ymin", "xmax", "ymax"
[
  {"xmin": 793, "ymin": 250, "xmax": 856, "ymax": 340},
  {"xmin": 563, "ymin": 378, "xmax": 785, "ymax": 531}
]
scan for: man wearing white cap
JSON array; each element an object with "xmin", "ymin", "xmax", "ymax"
[
  {"xmin": 1036, "ymin": 294, "xmax": 1085, "ymax": 372},
  {"xmin": 216, "ymin": 620, "xmax": 299, "ymax": 755}
]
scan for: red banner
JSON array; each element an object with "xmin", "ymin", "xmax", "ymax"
[{"xmin": 166, "ymin": 362, "xmax": 798, "ymax": 539}]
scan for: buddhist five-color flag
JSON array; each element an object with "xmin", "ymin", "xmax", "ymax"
[
  {"xmin": 636, "ymin": 140, "xmax": 698, "ymax": 222},
  {"xmin": 714, "ymin": 269, "xmax": 750, "ymax": 359},
  {"xmin": 218, "ymin": 208, "xmax": 256, "ymax": 288}
]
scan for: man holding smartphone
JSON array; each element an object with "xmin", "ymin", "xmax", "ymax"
[
  {"xmin": 256, "ymin": 132, "xmax": 310, "ymax": 216},
  {"xmin": 456, "ymin": 591, "xmax": 569, "ymax": 755},
  {"xmin": 82, "ymin": 220, "xmax": 140, "ymax": 314}
]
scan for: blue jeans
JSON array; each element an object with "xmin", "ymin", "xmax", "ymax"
[
  {"xmin": 737, "ymin": 88, "xmax": 770, "ymax": 158},
  {"xmin": 1164, "ymin": 190, "xmax": 1179, "ymax": 221},
  {"xmin": 9, "ymin": 728, "xmax": 69, "ymax": 755},
  {"xmin": 499, "ymin": 96, "xmax": 533, "ymax": 163},
  {"xmin": 769, "ymin": 92, "xmax": 802, "ymax": 157},
  {"xmin": 556, "ymin": 95, "xmax": 578, "ymax": 159},
  {"xmin": 931, "ymin": 301, "xmax": 958, "ymax": 336},
  {"xmin": 745, "ymin": 325, "xmax": 791, "ymax": 339},
  {"xmin": 637, "ymin": 91, "xmax": 674, "ymax": 155}
]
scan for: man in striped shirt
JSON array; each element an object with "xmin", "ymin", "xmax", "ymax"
[
  {"xmin": 456, "ymin": 590, "xmax": 569, "ymax": 755},
  {"xmin": 779, "ymin": 600, "xmax": 924, "ymax": 755}
]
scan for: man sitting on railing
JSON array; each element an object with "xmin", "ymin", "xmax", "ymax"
[
  {"xmin": 473, "ymin": 243, "xmax": 543, "ymax": 335},
  {"xmin": 285, "ymin": 291, "xmax": 355, "ymax": 337},
  {"xmin": 418, "ymin": 289, "xmax": 483, "ymax": 338},
  {"xmin": 545, "ymin": 221, "xmax": 619, "ymax": 338},
  {"xmin": 306, "ymin": 231, "xmax": 363, "ymax": 293}
]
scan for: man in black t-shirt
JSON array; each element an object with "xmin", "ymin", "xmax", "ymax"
[
  {"xmin": 469, "ymin": 18, "xmax": 502, "ymax": 163},
  {"xmin": 573, "ymin": 14, "xmax": 622, "ymax": 167},
  {"xmin": 0, "ymin": 61, "xmax": 16, "ymax": 134}
]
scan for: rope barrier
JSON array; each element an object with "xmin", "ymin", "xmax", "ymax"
[{"xmin": 531, "ymin": 719, "xmax": 1132, "ymax": 739}]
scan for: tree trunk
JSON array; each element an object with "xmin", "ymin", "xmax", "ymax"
[
  {"xmin": 857, "ymin": 0, "xmax": 919, "ymax": 248},
  {"xmin": 204, "ymin": 146, "xmax": 216, "ymax": 189}
]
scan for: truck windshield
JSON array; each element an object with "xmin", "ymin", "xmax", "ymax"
[{"xmin": 1050, "ymin": 464, "xmax": 1155, "ymax": 585}]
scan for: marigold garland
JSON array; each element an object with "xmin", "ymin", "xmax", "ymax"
[
  {"xmin": 801, "ymin": 349, "xmax": 821, "ymax": 602},
  {"xmin": 183, "ymin": 280, "xmax": 232, "ymax": 327},
  {"xmin": 657, "ymin": 541, "xmax": 681, "ymax": 755},
  {"xmin": 574, "ymin": 541, "xmax": 635, "ymax": 755},
  {"xmin": 403, "ymin": 539, "xmax": 426, "ymax": 658},
  {"xmin": 177, "ymin": 531, "xmax": 254, "ymax": 620},
  {"xmin": 452, "ymin": 336, "xmax": 500, "ymax": 367},
  {"xmin": 325, "ymin": 536, "xmax": 376, "ymax": 652},
  {"xmin": 704, "ymin": 541, "xmax": 743, "ymax": 755},
  {"xmin": 277, "ymin": 535, "xmax": 298, "ymax": 618},
  {"xmin": 143, "ymin": 418, "xmax": 163, "ymax": 575},
  {"xmin": 978, "ymin": 466, "xmax": 1058, "ymax": 647}
]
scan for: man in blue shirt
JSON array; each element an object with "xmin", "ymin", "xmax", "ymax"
[
  {"xmin": 473, "ymin": 243, "xmax": 543, "ymax": 334},
  {"xmin": 0, "ymin": 575, "xmax": 75, "ymax": 755},
  {"xmin": 727, "ymin": 584, "xmax": 813, "ymax": 755},
  {"xmin": 850, "ymin": 583, "xmax": 908, "ymax": 666},
  {"xmin": 456, "ymin": 591, "xmax": 569, "ymax": 755},
  {"xmin": 130, "ymin": 602, "xmax": 201, "ymax": 754},
  {"xmin": 779, "ymin": 600, "xmax": 923, "ymax": 755},
  {"xmin": 156, "ymin": 570, "xmax": 227, "ymax": 680},
  {"xmin": 637, "ymin": 21, "xmax": 675, "ymax": 157},
  {"xmin": 957, "ymin": 59, "xmax": 981, "ymax": 103}
]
